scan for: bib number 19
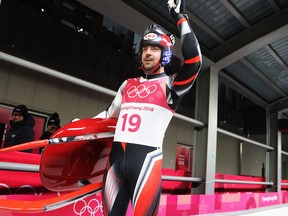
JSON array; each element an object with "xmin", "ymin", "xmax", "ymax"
[{"xmin": 121, "ymin": 114, "xmax": 141, "ymax": 132}]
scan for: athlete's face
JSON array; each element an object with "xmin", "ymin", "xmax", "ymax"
[{"xmin": 141, "ymin": 45, "xmax": 162, "ymax": 72}]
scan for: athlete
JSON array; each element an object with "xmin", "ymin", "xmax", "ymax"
[{"xmin": 97, "ymin": 0, "xmax": 202, "ymax": 215}]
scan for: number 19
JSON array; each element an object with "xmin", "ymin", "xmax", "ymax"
[{"xmin": 121, "ymin": 114, "xmax": 141, "ymax": 132}]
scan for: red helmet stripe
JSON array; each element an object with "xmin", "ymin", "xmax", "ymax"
[{"xmin": 161, "ymin": 34, "xmax": 172, "ymax": 47}]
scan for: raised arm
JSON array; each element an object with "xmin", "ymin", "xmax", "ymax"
[{"xmin": 168, "ymin": 0, "xmax": 202, "ymax": 102}]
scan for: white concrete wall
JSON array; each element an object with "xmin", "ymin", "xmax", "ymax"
[{"xmin": 0, "ymin": 59, "xmax": 113, "ymax": 123}]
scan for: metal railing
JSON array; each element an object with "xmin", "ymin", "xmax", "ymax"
[
  {"xmin": 0, "ymin": 162, "xmax": 39, "ymax": 172},
  {"xmin": 215, "ymin": 178, "xmax": 274, "ymax": 187}
]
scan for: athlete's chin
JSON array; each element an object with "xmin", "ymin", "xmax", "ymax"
[{"xmin": 143, "ymin": 65, "xmax": 154, "ymax": 72}]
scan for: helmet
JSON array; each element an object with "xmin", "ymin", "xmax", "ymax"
[{"xmin": 140, "ymin": 24, "xmax": 175, "ymax": 67}]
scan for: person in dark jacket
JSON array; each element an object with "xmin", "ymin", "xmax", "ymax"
[
  {"xmin": 40, "ymin": 112, "xmax": 61, "ymax": 140},
  {"xmin": 4, "ymin": 104, "xmax": 35, "ymax": 153}
]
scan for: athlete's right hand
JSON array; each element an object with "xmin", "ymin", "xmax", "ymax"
[
  {"xmin": 71, "ymin": 118, "xmax": 80, "ymax": 122},
  {"xmin": 92, "ymin": 110, "xmax": 108, "ymax": 119}
]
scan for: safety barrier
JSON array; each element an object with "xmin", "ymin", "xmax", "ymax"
[
  {"xmin": 2, "ymin": 152, "xmax": 288, "ymax": 215},
  {"xmin": 215, "ymin": 173, "xmax": 273, "ymax": 193}
]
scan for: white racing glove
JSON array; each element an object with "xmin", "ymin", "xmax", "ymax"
[
  {"xmin": 167, "ymin": 0, "xmax": 181, "ymax": 13},
  {"xmin": 71, "ymin": 118, "xmax": 80, "ymax": 122},
  {"xmin": 167, "ymin": 0, "xmax": 187, "ymax": 22},
  {"xmin": 92, "ymin": 110, "xmax": 108, "ymax": 119}
]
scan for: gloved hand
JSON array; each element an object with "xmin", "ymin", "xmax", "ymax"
[
  {"xmin": 167, "ymin": 0, "xmax": 185, "ymax": 18},
  {"xmin": 92, "ymin": 110, "xmax": 108, "ymax": 119},
  {"xmin": 71, "ymin": 118, "xmax": 80, "ymax": 122}
]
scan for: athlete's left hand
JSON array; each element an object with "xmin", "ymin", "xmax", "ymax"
[{"xmin": 167, "ymin": 0, "xmax": 185, "ymax": 15}]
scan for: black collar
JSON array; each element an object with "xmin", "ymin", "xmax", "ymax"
[{"xmin": 142, "ymin": 72, "xmax": 167, "ymax": 80}]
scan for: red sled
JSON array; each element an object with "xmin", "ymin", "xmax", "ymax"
[{"xmin": 0, "ymin": 118, "xmax": 117, "ymax": 212}]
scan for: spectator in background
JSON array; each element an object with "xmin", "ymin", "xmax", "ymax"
[
  {"xmin": 40, "ymin": 112, "xmax": 61, "ymax": 140},
  {"xmin": 3, "ymin": 104, "xmax": 35, "ymax": 152}
]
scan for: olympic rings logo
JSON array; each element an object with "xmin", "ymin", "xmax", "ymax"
[
  {"xmin": 0, "ymin": 182, "xmax": 104, "ymax": 215},
  {"xmin": 126, "ymin": 84, "xmax": 157, "ymax": 98},
  {"xmin": 73, "ymin": 198, "xmax": 103, "ymax": 216}
]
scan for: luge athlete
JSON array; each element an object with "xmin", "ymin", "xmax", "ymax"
[{"xmin": 97, "ymin": 0, "xmax": 202, "ymax": 215}]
